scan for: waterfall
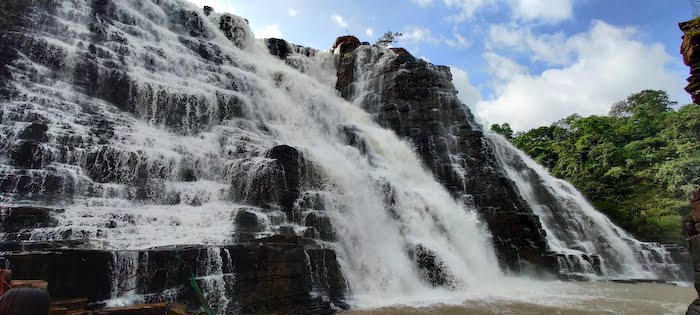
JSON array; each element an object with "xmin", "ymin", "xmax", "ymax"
[
  {"xmin": 0, "ymin": 0, "xmax": 688, "ymax": 312},
  {"xmin": 486, "ymin": 132, "xmax": 683, "ymax": 280},
  {"xmin": 0, "ymin": 0, "xmax": 506, "ymax": 306}
]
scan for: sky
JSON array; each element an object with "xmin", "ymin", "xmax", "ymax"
[{"xmin": 186, "ymin": 0, "xmax": 695, "ymax": 131}]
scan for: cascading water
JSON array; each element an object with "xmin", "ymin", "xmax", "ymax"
[
  {"xmin": 486, "ymin": 132, "xmax": 684, "ymax": 280},
  {"xmin": 0, "ymin": 0, "xmax": 509, "ymax": 309},
  {"xmin": 0, "ymin": 0, "xmax": 689, "ymax": 313}
]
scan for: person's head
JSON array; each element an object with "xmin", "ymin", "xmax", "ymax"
[{"xmin": 0, "ymin": 287, "xmax": 50, "ymax": 315}]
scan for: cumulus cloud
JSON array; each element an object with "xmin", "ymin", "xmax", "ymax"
[
  {"xmin": 508, "ymin": 0, "xmax": 573, "ymax": 23},
  {"xmin": 332, "ymin": 14, "xmax": 348, "ymax": 28},
  {"xmin": 288, "ymin": 8, "xmax": 299, "ymax": 17},
  {"xmin": 255, "ymin": 24, "xmax": 282, "ymax": 38},
  {"xmin": 401, "ymin": 26, "xmax": 470, "ymax": 48},
  {"xmin": 401, "ymin": 26, "xmax": 438, "ymax": 44},
  {"xmin": 476, "ymin": 21, "xmax": 687, "ymax": 131},
  {"xmin": 450, "ymin": 67, "xmax": 482, "ymax": 107},
  {"xmin": 409, "ymin": 0, "xmax": 573, "ymax": 24},
  {"xmin": 487, "ymin": 24, "xmax": 571, "ymax": 65},
  {"xmin": 443, "ymin": 0, "xmax": 496, "ymax": 22},
  {"xmin": 482, "ymin": 52, "xmax": 527, "ymax": 81},
  {"xmin": 445, "ymin": 30, "xmax": 471, "ymax": 48}
]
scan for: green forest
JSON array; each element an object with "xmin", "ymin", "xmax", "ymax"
[{"xmin": 491, "ymin": 90, "xmax": 700, "ymax": 243}]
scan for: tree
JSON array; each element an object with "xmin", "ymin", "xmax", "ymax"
[
  {"xmin": 375, "ymin": 31, "xmax": 403, "ymax": 48},
  {"xmin": 608, "ymin": 90, "xmax": 675, "ymax": 117},
  {"xmin": 490, "ymin": 123, "xmax": 514, "ymax": 140},
  {"xmin": 512, "ymin": 90, "xmax": 699, "ymax": 244}
]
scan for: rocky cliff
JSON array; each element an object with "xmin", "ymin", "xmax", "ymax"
[
  {"xmin": 328, "ymin": 41, "xmax": 556, "ymax": 273},
  {"xmin": 679, "ymin": 19, "xmax": 700, "ymax": 315},
  {"xmin": 681, "ymin": 19, "xmax": 700, "ymax": 104}
]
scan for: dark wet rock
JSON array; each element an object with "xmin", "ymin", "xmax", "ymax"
[
  {"xmin": 218, "ymin": 14, "xmax": 251, "ymax": 49},
  {"xmin": 203, "ymin": 5, "xmax": 214, "ymax": 16},
  {"xmin": 304, "ymin": 212, "xmax": 335, "ymax": 241},
  {"xmin": 333, "ymin": 35, "xmax": 361, "ymax": 55},
  {"xmin": 4, "ymin": 249, "xmax": 113, "ymax": 301},
  {"xmin": 279, "ymin": 225, "xmax": 296, "ymax": 236},
  {"xmin": 688, "ymin": 298, "xmax": 700, "ymax": 315},
  {"xmin": 0, "ymin": 206, "xmax": 63, "ymax": 233},
  {"xmin": 234, "ymin": 209, "xmax": 263, "ymax": 233},
  {"xmin": 303, "ymin": 227, "xmax": 320, "ymax": 239},
  {"xmin": 18, "ymin": 123, "xmax": 49, "ymax": 142},
  {"xmin": 266, "ymin": 38, "xmax": 291, "ymax": 59},
  {"xmin": 268, "ymin": 145, "xmax": 301, "ymax": 211},
  {"xmin": 11, "ymin": 140, "xmax": 52, "ymax": 169},
  {"xmin": 335, "ymin": 44, "xmax": 551, "ymax": 273},
  {"xmin": 408, "ymin": 244, "xmax": 453, "ymax": 287}
]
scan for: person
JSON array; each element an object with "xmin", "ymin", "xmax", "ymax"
[{"xmin": 0, "ymin": 287, "xmax": 50, "ymax": 315}]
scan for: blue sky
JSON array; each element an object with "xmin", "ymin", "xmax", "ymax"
[{"xmin": 187, "ymin": 0, "xmax": 694, "ymax": 131}]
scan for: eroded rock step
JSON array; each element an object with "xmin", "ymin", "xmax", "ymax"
[{"xmin": 1, "ymin": 235, "xmax": 347, "ymax": 315}]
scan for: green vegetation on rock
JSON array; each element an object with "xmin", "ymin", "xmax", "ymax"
[{"xmin": 492, "ymin": 90, "xmax": 700, "ymax": 243}]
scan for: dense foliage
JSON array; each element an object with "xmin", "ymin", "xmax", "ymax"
[{"xmin": 491, "ymin": 90, "xmax": 700, "ymax": 243}]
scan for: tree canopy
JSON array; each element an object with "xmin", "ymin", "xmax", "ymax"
[{"xmin": 493, "ymin": 90, "xmax": 700, "ymax": 243}]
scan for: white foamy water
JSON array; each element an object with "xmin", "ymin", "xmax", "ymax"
[{"xmin": 487, "ymin": 133, "xmax": 683, "ymax": 280}]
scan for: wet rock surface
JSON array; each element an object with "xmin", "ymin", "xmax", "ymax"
[
  {"xmin": 334, "ymin": 43, "xmax": 552, "ymax": 272},
  {"xmin": 2, "ymin": 236, "xmax": 346, "ymax": 314}
]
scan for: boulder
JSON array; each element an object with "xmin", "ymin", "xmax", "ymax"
[
  {"xmin": 0, "ymin": 205, "xmax": 63, "ymax": 233},
  {"xmin": 304, "ymin": 212, "xmax": 335, "ymax": 241},
  {"xmin": 203, "ymin": 6, "xmax": 214, "ymax": 16},
  {"xmin": 407, "ymin": 244, "xmax": 453, "ymax": 287},
  {"xmin": 11, "ymin": 140, "xmax": 52, "ymax": 169},
  {"xmin": 265, "ymin": 38, "xmax": 290, "ymax": 59},
  {"xmin": 18, "ymin": 123, "xmax": 49, "ymax": 142},
  {"xmin": 234, "ymin": 209, "xmax": 263, "ymax": 233},
  {"xmin": 332, "ymin": 35, "xmax": 360, "ymax": 54}
]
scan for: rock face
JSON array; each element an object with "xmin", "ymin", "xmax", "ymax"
[
  {"xmin": 681, "ymin": 19, "xmax": 700, "ymax": 104},
  {"xmin": 331, "ymin": 42, "xmax": 555, "ymax": 273},
  {"xmin": 3, "ymin": 236, "xmax": 346, "ymax": 314},
  {"xmin": 684, "ymin": 188, "xmax": 700, "ymax": 314},
  {"xmin": 681, "ymin": 19, "xmax": 700, "ymax": 314}
]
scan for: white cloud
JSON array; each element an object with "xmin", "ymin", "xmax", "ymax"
[
  {"xmin": 288, "ymin": 8, "xmax": 299, "ymax": 17},
  {"xmin": 332, "ymin": 14, "xmax": 348, "ymax": 28},
  {"xmin": 476, "ymin": 21, "xmax": 687, "ymax": 131},
  {"xmin": 255, "ymin": 24, "xmax": 283, "ymax": 38},
  {"xmin": 482, "ymin": 52, "xmax": 527, "ymax": 82},
  {"xmin": 508, "ymin": 0, "xmax": 573, "ymax": 23},
  {"xmin": 442, "ymin": 0, "xmax": 495, "ymax": 22},
  {"xmin": 401, "ymin": 26, "xmax": 439, "ymax": 44},
  {"xmin": 409, "ymin": 0, "xmax": 572, "ymax": 24},
  {"xmin": 445, "ymin": 30, "xmax": 471, "ymax": 48},
  {"xmin": 366, "ymin": 28, "xmax": 375, "ymax": 37},
  {"xmin": 450, "ymin": 67, "xmax": 482, "ymax": 107},
  {"xmin": 401, "ymin": 25, "xmax": 470, "ymax": 48},
  {"xmin": 487, "ymin": 24, "xmax": 570, "ymax": 65},
  {"xmin": 412, "ymin": 0, "xmax": 435, "ymax": 6}
]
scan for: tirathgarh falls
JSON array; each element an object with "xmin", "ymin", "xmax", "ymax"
[{"xmin": 0, "ymin": 0, "xmax": 699, "ymax": 314}]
